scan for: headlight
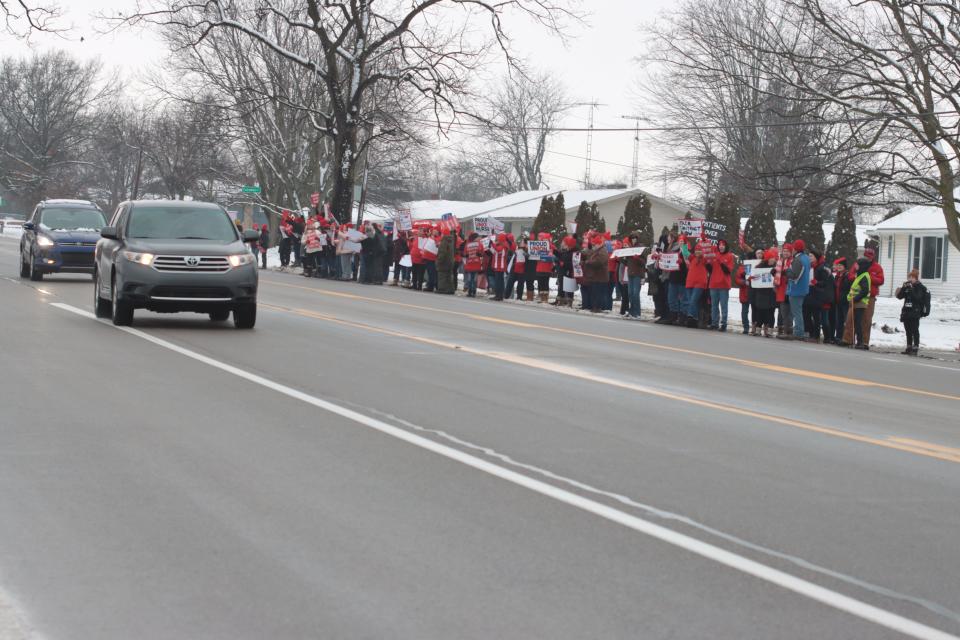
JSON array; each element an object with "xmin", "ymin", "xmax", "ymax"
[
  {"xmin": 228, "ymin": 253, "xmax": 255, "ymax": 267},
  {"xmin": 36, "ymin": 235, "xmax": 55, "ymax": 247},
  {"xmin": 122, "ymin": 251, "xmax": 155, "ymax": 266}
]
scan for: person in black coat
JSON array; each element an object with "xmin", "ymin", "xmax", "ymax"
[
  {"xmin": 803, "ymin": 249, "xmax": 834, "ymax": 342},
  {"xmin": 896, "ymin": 268, "xmax": 929, "ymax": 355},
  {"xmin": 832, "ymin": 258, "xmax": 852, "ymax": 344}
]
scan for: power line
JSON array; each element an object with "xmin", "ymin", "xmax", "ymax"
[{"xmin": 410, "ymin": 110, "xmax": 960, "ymax": 134}]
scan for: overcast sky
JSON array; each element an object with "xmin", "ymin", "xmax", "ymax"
[{"xmin": 0, "ymin": 0, "xmax": 678, "ymax": 199}]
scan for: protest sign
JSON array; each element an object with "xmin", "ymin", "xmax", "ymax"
[
  {"xmin": 751, "ymin": 267, "xmax": 774, "ymax": 288},
  {"xmin": 677, "ymin": 218, "xmax": 703, "ymax": 238},
  {"xmin": 658, "ymin": 252, "xmax": 680, "ymax": 271},
  {"xmin": 572, "ymin": 252, "xmax": 583, "ymax": 278},
  {"xmin": 527, "ymin": 240, "xmax": 550, "ymax": 260},
  {"xmin": 399, "ymin": 255, "xmax": 413, "ymax": 268},
  {"xmin": 563, "ymin": 276, "xmax": 578, "ymax": 293},
  {"xmin": 473, "ymin": 217, "xmax": 491, "ymax": 235},
  {"xmin": 701, "ymin": 220, "xmax": 726, "ymax": 242},
  {"xmin": 440, "ymin": 213, "xmax": 459, "ymax": 232},
  {"xmin": 742, "ymin": 259, "xmax": 761, "ymax": 279},
  {"xmin": 343, "ymin": 241, "xmax": 362, "ymax": 253},
  {"xmin": 396, "ymin": 209, "xmax": 413, "ymax": 231},
  {"xmin": 699, "ymin": 241, "xmax": 717, "ymax": 260},
  {"xmin": 418, "ymin": 237, "xmax": 438, "ymax": 256},
  {"xmin": 310, "ymin": 192, "xmax": 320, "ymax": 206},
  {"xmin": 568, "ymin": 222, "xmax": 578, "ymax": 234},
  {"xmin": 612, "ymin": 246, "xmax": 646, "ymax": 258},
  {"xmin": 489, "ymin": 216, "xmax": 505, "ymax": 234},
  {"xmin": 346, "ymin": 229, "xmax": 365, "ymax": 242}
]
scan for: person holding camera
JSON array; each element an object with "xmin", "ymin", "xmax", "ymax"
[{"xmin": 895, "ymin": 268, "xmax": 931, "ymax": 356}]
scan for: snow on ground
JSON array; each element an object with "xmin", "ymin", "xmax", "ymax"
[{"xmin": 0, "ymin": 224, "xmax": 23, "ymax": 240}]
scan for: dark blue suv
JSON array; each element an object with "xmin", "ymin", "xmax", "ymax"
[{"xmin": 19, "ymin": 200, "xmax": 107, "ymax": 281}]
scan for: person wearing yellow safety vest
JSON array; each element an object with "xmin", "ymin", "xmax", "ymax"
[{"xmin": 847, "ymin": 257, "xmax": 873, "ymax": 350}]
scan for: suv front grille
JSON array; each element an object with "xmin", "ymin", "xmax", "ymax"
[
  {"xmin": 150, "ymin": 286, "xmax": 234, "ymax": 299},
  {"xmin": 153, "ymin": 255, "xmax": 230, "ymax": 273}
]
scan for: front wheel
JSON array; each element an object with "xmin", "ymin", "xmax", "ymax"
[
  {"xmin": 233, "ymin": 303, "xmax": 256, "ymax": 329},
  {"xmin": 28, "ymin": 254, "xmax": 43, "ymax": 281},
  {"xmin": 111, "ymin": 276, "xmax": 134, "ymax": 326},
  {"xmin": 209, "ymin": 309, "xmax": 230, "ymax": 322}
]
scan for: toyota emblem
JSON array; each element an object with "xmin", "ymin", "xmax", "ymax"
[{"xmin": 185, "ymin": 256, "xmax": 201, "ymax": 267}]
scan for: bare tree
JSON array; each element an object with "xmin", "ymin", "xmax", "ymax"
[
  {"xmin": 752, "ymin": 0, "xmax": 960, "ymax": 249},
  {"xmin": 0, "ymin": 0, "xmax": 60, "ymax": 37},
  {"xmin": 471, "ymin": 70, "xmax": 571, "ymax": 191},
  {"xmin": 0, "ymin": 51, "xmax": 111, "ymax": 208},
  {"xmin": 118, "ymin": 0, "xmax": 579, "ymax": 222},
  {"xmin": 86, "ymin": 103, "xmax": 151, "ymax": 212},
  {"xmin": 639, "ymin": 0, "xmax": 880, "ymax": 217}
]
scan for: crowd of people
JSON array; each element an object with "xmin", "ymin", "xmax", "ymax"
[{"xmin": 248, "ymin": 210, "xmax": 934, "ymax": 356}]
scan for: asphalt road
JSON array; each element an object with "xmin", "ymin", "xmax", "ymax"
[{"xmin": 1, "ymin": 237, "xmax": 959, "ymax": 640}]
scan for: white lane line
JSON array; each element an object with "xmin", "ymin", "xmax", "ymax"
[
  {"xmin": 875, "ymin": 358, "xmax": 900, "ymax": 363},
  {"xmin": 49, "ymin": 301, "xmax": 960, "ymax": 640},
  {"xmin": 916, "ymin": 363, "xmax": 960, "ymax": 372}
]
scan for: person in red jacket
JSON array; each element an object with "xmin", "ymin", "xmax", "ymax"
[
  {"xmin": 683, "ymin": 244, "xmax": 709, "ymax": 327},
  {"xmin": 534, "ymin": 232, "xmax": 555, "ymax": 303},
  {"xmin": 708, "ymin": 239, "xmax": 734, "ymax": 331},
  {"xmin": 775, "ymin": 242, "xmax": 793, "ymax": 336},
  {"xmin": 489, "ymin": 233, "xmax": 509, "ymax": 300},
  {"xmin": 462, "ymin": 233, "xmax": 484, "ymax": 297},
  {"xmin": 506, "ymin": 235, "xmax": 527, "ymax": 300},
  {"xmin": 409, "ymin": 231, "xmax": 425, "ymax": 290},
  {"xmin": 734, "ymin": 259, "xmax": 750, "ymax": 333}
]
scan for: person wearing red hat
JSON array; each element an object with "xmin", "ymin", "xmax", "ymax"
[
  {"xmin": 462, "ymin": 233, "xmax": 484, "ymax": 297},
  {"xmin": 505, "ymin": 235, "xmax": 527, "ymax": 300},
  {"xmin": 781, "ymin": 239, "xmax": 811, "ymax": 340},
  {"xmin": 582, "ymin": 234, "xmax": 609, "ymax": 312},
  {"xmin": 556, "ymin": 235, "xmax": 579, "ymax": 307},
  {"xmin": 734, "ymin": 256, "xmax": 750, "ymax": 333},
  {"xmin": 842, "ymin": 246, "xmax": 885, "ymax": 346},
  {"xmin": 708, "ymin": 238, "xmax": 734, "ymax": 330},
  {"xmin": 803, "ymin": 249, "xmax": 834, "ymax": 342},
  {"xmin": 489, "ymin": 232, "xmax": 509, "ymax": 300},
  {"xmin": 682, "ymin": 242, "xmax": 709, "ymax": 327},
  {"xmin": 532, "ymin": 232, "xmax": 555, "ymax": 303},
  {"xmin": 831, "ymin": 257, "xmax": 851, "ymax": 344},
  {"xmin": 775, "ymin": 243, "xmax": 793, "ymax": 336},
  {"xmin": 278, "ymin": 210, "xmax": 294, "ymax": 269},
  {"xmin": 748, "ymin": 249, "xmax": 779, "ymax": 336},
  {"xmin": 420, "ymin": 227, "xmax": 439, "ymax": 292}
]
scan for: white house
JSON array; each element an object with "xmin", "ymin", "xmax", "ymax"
[{"xmin": 872, "ymin": 204, "xmax": 957, "ymax": 298}]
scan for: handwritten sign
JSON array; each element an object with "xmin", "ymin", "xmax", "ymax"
[
  {"xmin": 572, "ymin": 252, "xmax": 583, "ymax": 278},
  {"xmin": 658, "ymin": 252, "xmax": 680, "ymax": 272},
  {"xmin": 677, "ymin": 218, "xmax": 703, "ymax": 238},
  {"xmin": 699, "ymin": 241, "xmax": 717, "ymax": 260},
  {"xmin": 396, "ymin": 209, "xmax": 413, "ymax": 231},
  {"xmin": 742, "ymin": 259, "xmax": 761, "ymax": 280},
  {"xmin": 473, "ymin": 217, "xmax": 492, "ymax": 236},
  {"xmin": 346, "ymin": 229, "xmax": 366, "ymax": 242},
  {"xmin": 701, "ymin": 220, "xmax": 727, "ymax": 242}
]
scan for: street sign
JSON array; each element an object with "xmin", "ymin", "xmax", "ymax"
[{"xmin": 241, "ymin": 185, "xmax": 261, "ymax": 194}]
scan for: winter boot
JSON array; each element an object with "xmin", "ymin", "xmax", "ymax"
[
  {"xmin": 686, "ymin": 315, "xmax": 699, "ymax": 329},
  {"xmin": 526, "ymin": 290, "xmax": 534, "ymax": 302},
  {"xmin": 539, "ymin": 292, "xmax": 549, "ymax": 304}
]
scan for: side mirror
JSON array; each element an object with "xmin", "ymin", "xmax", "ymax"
[
  {"xmin": 100, "ymin": 226, "xmax": 118, "ymax": 240},
  {"xmin": 242, "ymin": 229, "xmax": 259, "ymax": 243},
  {"xmin": 22, "ymin": 222, "xmax": 34, "ymax": 231}
]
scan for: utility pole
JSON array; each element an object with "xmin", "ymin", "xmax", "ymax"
[
  {"xmin": 572, "ymin": 101, "xmax": 606, "ymax": 188},
  {"xmin": 621, "ymin": 115, "xmax": 646, "ymax": 189}
]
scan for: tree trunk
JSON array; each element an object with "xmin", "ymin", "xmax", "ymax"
[{"xmin": 330, "ymin": 125, "xmax": 358, "ymax": 224}]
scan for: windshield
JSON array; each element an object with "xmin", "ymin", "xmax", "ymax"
[
  {"xmin": 127, "ymin": 206, "xmax": 238, "ymax": 242},
  {"xmin": 39, "ymin": 208, "xmax": 106, "ymax": 231}
]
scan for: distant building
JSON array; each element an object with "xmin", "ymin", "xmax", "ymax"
[{"xmin": 872, "ymin": 203, "xmax": 957, "ymax": 298}]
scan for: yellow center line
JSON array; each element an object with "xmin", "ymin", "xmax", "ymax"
[
  {"xmin": 264, "ymin": 279, "xmax": 960, "ymax": 402},
  {"xmin": 262, "ymin": 301, "xmax": 960, "ymax": 466}
]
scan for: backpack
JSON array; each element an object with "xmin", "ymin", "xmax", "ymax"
[{"xmin": 922, "ymin": 287, "xmax": 932, "ymax": 317}]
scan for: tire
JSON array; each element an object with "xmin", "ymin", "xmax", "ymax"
[
  {"xmin": 19, "ymin": 252, "xmax": 29, "ymax": 278},
  {"xmin": 209, "ymin": 309, "xmax": 230, "ymax": 322},
  {"xmin": 110, "ymin": 276, "xmax": 134, "ymax": 326},
  {"xmin": 93, "ymin": 270, "xmax": 111, "ymax": 318},
  {"xmin": 28, "ymin": 254, "xmax": 43, "ymax": 281},
  {"xmin": 233, "ymin": 303, "xmax": 256, "ymax": 329}
]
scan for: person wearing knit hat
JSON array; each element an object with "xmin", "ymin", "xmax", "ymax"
[
  {"xmin": 848, "ymin": 257, "xmax": 873, "ymax": 349},
  {"xmin": 582, "ymin": 234, "xmax": 609, "ymax": 312},
  {"xmin": 896, "ymin": 268, "xmax": 929, "ymax": 355},
  {"xmin": 257, "ymin": 223, "xmax": 270, "ymax": 270},
  {"xmin": 534, "ymin": 232, "xmax": 556, "ymax": 303},
  {"xmin": 831, "ymin": 257, "xmax": 851, "ymax": 344},
  {"xmin": 555, "ymin": 235, "xmax": 578, "ymax": 307},
  {"xmin": 488, "ymin": 232, "xmax": 509, "ymax": 300},
  {"xmin": 841, "ymin": 245, "xmax": 885, "ymax": 347},
  {"xmin": 749, "ymin": 249, "xmax": 779, "ymax": 336},
  {"xmin": 804, "ymin": 249, "xmax": 834, "ymax": 343},
  {"xmin": 782, "ymin": 238, "xmax": 811, "ymax": 340}
]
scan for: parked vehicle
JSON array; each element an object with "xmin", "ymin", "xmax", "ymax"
[
  {"xmin": 19, "ymin": 200, "xmax": 106, "ymax": 280},
  {"xmin": 93, "ymin": 200, "xmax": 259, "ymax": 328}
]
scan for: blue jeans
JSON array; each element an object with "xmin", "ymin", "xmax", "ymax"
[
  {"xmin": 789, "ymin": 295, "xmax": 806, "ymax": 336},
  {"xmin": 425, "ymin": 262, "xmax": 437, "ymax": 290},
  {"xmin": 686, "ymin": 287, "xmax": 704, "ymax": 318},
  {"xmin": 628, "ymin": 275, "xmax": 642, "ymax": 317},
  {"xmin": 492, "ymin": 272, "xmax": 505, "ymax": 299},
  {"xmin": 464, "ymin": 271, "xmax": 478, "ymax": 296},
  {"xmin": 710, "ymin": 288, "xmax": 729, "ymax": 327},
  {"xmin": 668, "ymin": 281, "xmax": 684, "ymax": 313}
]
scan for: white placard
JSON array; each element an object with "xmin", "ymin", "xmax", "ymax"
[
  {"xmin": 399, "ymin": 255, "xmax": 413, "ymax": 268},
  {"xmin": 677, "ymin": 218, "xmax": 703, "ymax": 238},
  {"xmin": 563, "ymin": 276, "xmax": 578, "ymax": 293},
  {"xmin": 397, "ymin": 209, "xmax": 413, "ymax": 231},
  {"xmin": 346, "ymin": 229, "xmax": 366, "ymax": 242},
  {"xmin": 742, "ymin": 259, "xmax": 761, "ymax": 279},
  {"xmin": 343, "ymin": 241, "xmax": 362, "ymax": 253},
  {"xmin": 612, "ymin": 246, "xmax": 646, "ymax": 258},
  {"xmin": 750, "ymin": 267, "xmax": 774, "ymax": 288},
  {"xmin": 658, "ymin": 252, "xmax": 680, "ymax": 272}
]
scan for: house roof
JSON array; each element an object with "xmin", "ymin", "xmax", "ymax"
[
  {"xmin": 360, "ymin": 188, "xmax": 689, "ymax": 223},
  {"xmin": 873, "ymin": 203, "xmax": 951, "ymax": 232}
]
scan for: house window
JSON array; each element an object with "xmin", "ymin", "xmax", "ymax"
[
  {"xmin": 886, "ymin": 236, "xmax": 893, "ymax": 259},
  {"xmin": 911, "ymin": 235, "xmax": 944, "ymax": 280}
]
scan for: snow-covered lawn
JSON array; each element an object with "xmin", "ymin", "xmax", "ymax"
[{"xmin": 0, "ymin": 224, "xmax": 22, "ymax": 241}]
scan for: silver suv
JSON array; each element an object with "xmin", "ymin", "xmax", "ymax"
[{"xmin": 94, "ymin": 200, "xmax": 259, "ymax": 328}]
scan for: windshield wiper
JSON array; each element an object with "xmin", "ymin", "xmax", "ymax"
[{"xmin": 174, "ymin": 236, "xmax": 213, "ymax": 240}]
